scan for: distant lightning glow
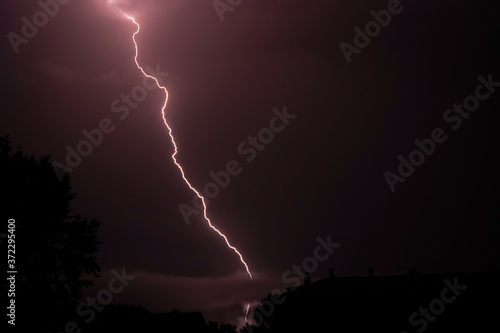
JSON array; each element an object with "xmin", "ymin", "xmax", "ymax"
[{"xmin": 112, "ymin": 6, "xmax": 253, "ymax": 319}]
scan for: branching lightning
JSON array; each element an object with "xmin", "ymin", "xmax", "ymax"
[{"xmin": 110, "ymin": 6, "xmax": 253, "ymax": 319}]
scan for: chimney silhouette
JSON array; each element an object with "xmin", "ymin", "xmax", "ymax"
[
  {"xmin": 329, "ymin": 268, "xmax": 335, "ymax": 278},
  {"xmin": 368, "ymin": 267, "xmax": 374, "ymax": 277},
  {"xmin": 304, "ymin": 272, "xmax": 311, "ymax": 285}
]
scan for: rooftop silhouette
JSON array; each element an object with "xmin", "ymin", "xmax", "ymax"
[{"xmin": 242, "ymin": 267, "xmax": 499, "ymax": 332}]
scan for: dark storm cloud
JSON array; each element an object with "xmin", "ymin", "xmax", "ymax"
[{"xmin": 2, "ymin": 0, "xmax": 499, "ymax": 326}]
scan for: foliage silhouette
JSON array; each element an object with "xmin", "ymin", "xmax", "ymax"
[{"xmin": 1, "ymin": 136, "xmax": 101, "ymax": 332}]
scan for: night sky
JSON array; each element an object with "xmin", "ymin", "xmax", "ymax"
[{"xmin": 2, "ymin": 0, "xmax": 500, "ymax": 326}]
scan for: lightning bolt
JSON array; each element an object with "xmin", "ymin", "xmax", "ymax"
[{"xmin": 110, "ymin": 4, "xmax": 253, "ymax": 320}]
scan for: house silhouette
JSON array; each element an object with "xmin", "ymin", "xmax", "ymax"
[{"xmin": 245, "ymin": 267, "xmax": 499, "ymax": 332}]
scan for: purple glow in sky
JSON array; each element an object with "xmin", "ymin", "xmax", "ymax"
[{"xmin": 2, "ymin": 0, "xmax": 500, "ymax": 327}]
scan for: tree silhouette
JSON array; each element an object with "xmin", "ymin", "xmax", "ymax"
[
  {"xmin": 208, "ymin": 321, "xmax": 238, "ymax": 333},
  {"xmin": 1, "ymin": 136, "xmax": 101, "ymax": 332}
]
